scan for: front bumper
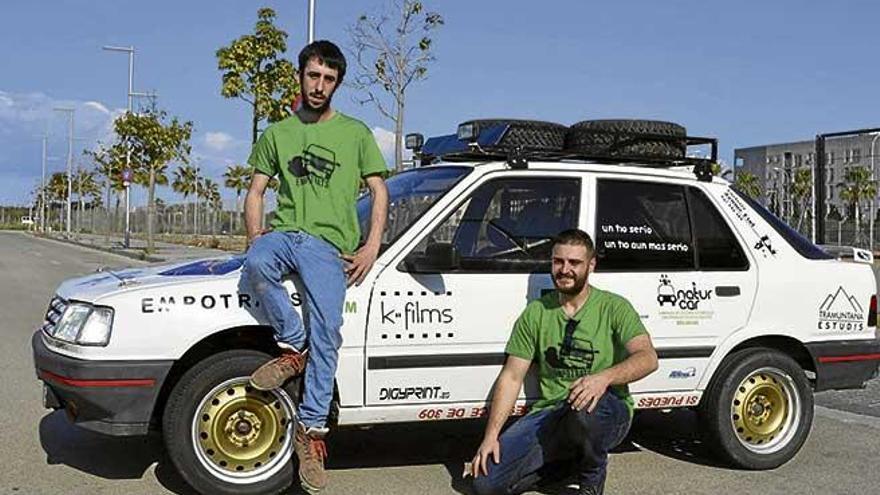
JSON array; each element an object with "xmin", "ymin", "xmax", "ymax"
[
  {"xmin": 806, "ymin": 338, "xmax": 880, "ymax": 391},
  {"xmin": 31, "ymin": 331, "xmax": 174, "ymax": 436}
]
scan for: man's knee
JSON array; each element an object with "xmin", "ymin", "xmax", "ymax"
[{"xmin": 245, "ymin": 244, "xmax": 277, "ymax": 280}]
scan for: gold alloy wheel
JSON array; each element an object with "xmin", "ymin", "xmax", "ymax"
[
  {"xmin": 192, "ymin": 377, "xmax": 295, "ymax": 483},
  {"xmin": 730, "ymin": 367, "xmax": 800, "ymax": 453}
]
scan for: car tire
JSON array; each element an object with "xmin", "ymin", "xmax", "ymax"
[
  {"xmin": 163, "ymin": 350, "xmax": 301, "ymax": 495},
  {"xmin": 565, "ymin": 119, "xmax": 687, "ymax": 160},
  {"xmin": 460, "ymin": 119, "xmax": 568, "ymax": 151},
  {"xmin": 699, "ymin": 348, "xmax": 813, "ymax": 470}
]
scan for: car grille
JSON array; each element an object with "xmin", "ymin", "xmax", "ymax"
[{"xmin": 41, "ymin": 295, "xmax": 68, "ymax": 336}]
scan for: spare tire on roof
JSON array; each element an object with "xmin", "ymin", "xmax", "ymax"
[
  {"xmin": 565, "ymin": 119, "xmax": 687, "ymax": 160},
  {"xmin": 461, "ymin": 119, "xmax": 567, "ymax": 152}
]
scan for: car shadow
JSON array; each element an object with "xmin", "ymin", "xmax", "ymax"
[
  {"xmin": 627, "ymin": 408, "xmax": 731, "ymax": 469},
  {"xmin": 39, "ymin": 410, "xmax": 162, "ymax": 480},
  {"xmin": 39, "ymin": 410, "xmax": 198, "ymax": 494},
  {"xmin": 40, "ymin": 408, "xmax": 730, "ymax": 495}
]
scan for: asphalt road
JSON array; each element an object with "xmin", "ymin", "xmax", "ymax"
[{"xmin": 4, "ymin": 230, "xmax": 880, "ymax": 495}]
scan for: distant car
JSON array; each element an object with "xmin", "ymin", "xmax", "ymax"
[{"xmin": 20, "ymin": 216, "xmax": 34, "ymax": 226}]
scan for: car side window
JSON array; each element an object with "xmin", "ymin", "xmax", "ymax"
[
  {"xmin": 406, "ymin": 177, "xmax": 581, "ymax": 273},
  {"xmin": 688, "ymin": 187, "xmax": 749, "ymax": 270},
  {"xmin": 595, "ymin": 179, "xmax": 694, "ymax": 271}
]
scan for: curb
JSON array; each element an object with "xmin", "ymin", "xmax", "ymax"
[{"xmin": 29, "ymin": 233, "xmax": 166, "ymax": 263}]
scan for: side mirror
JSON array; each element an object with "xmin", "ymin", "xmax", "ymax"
[{"xmin": 402, "ymin": 242, "xmax": 460, "ymax": 273}]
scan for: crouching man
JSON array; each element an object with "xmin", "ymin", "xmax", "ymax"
[{"xmin": 469, "ymin": 229, "xmax": 658, "ymax": 495}]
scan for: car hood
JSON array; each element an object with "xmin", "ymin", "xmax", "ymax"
[{"xmin": 56, "ymin": 256, "xmax": 247, "ymax": 302}]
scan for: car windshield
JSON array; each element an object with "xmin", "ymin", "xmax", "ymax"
[{"xmin": 357, "ymin": 166, "xmax": 471, "ymax": 250}]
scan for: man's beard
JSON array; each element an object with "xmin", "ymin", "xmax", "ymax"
[
  {"xmin": 553, "ymin": 272, "xmax": 588, "ymax": 295},
  {"xmin": 296, "ymin": 92, "xmax": 333, "ymax": 123}
]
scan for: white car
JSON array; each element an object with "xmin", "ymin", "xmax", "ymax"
[{"xmin": 32, "ymin": 119, "xmax": 880, "ymax": 495}]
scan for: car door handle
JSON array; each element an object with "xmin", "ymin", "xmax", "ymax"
[{"xmin": 715, "ymin": 286, "xmax": 741, "ymax": 297}]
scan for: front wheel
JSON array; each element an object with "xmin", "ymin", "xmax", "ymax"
[
  {"xmin": 700, "ymin": 348, "xmax": 814, "ymax": 470},
  {"xmin": 163, "ymin": 350, "xmax": 300, "ymax": 495}
]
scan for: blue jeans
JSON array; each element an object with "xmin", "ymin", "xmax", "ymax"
[
  {"xmin": 472, "ymin": 392, "xmax": 631, "ymax": 495},
  {"xmin": 244, "ymin": 231, "xmax": 346, "ymax": 429}
]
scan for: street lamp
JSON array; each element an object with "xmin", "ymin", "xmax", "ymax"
[
  {"xmin": 194, "ymin": 166, "xmax": 200, "ymax": 235},
  {"xmin": 308, "ymin": 0, "xmax": 316, "ymax": 43},
  {"xmin": 52, "ymin": 107, "xmax": 75, "ymax": 236},
  {"xmin": 868, "ymin": 132, "xmax": 880, "ymax": 252},
  {"xmin": 102, "ymin": 45, "xmax": 133, "ymax": 248},
  {"xmin": 41, "ymin": 132, "xmax": 47, "ymax": 232},
  {"xmin": 102, "ymin": 45, "xmax": 156, "ymax": 248}
]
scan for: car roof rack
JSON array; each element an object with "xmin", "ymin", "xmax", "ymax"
[{"xmin": 411, "ymin": 122, "xmax": 718, "ymax": 182}]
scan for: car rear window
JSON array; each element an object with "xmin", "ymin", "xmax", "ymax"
[{"xmin": 732, "ymin": 188, "xmax": 833, "ymax": 260}]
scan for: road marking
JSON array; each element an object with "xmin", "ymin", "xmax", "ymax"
[
  {"xmin": 816, "ymin": 405, "xmax": 880, "ymax": 430},
  {"xmin": 50, "ymin": 260, "xmax": 60, "ymax": 266}
]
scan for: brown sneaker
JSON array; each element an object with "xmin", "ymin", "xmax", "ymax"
[
  {"xmin": 294, "ymin": 422, "xmax": 329, "ymax": 494},
  {"xmin": 249, "ymin": 349, "xmax": 308, "ymax": 390}
]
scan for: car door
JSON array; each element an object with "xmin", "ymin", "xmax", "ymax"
[
  {"xmin": 588, "ymin": 178, "xmax": 758, "ymax": 393},
  {"xmin": 364, "ymin": 172, "xmax": 584, "ymax": 408}
]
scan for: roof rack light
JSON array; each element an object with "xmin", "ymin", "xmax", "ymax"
[
  {"xmin": 457, "ymin": 122, "xmax": 479, "ymax": 143},
  {"xmin": 405, "ymin": 133, "xmax": 424, "ymax": 151}
]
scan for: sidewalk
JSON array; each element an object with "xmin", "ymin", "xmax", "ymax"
[{"xmin": 33, "ymin": 231, "xmax": 233, "ymax": 263}]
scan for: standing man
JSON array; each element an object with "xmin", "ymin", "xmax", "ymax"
[
  {"xmin": 469, "ymin": 229, "xmax": 658, "ymax": 495},
  {"xmin": 243, "ymin": 40, "xmax": 388, "ymax": 494}
]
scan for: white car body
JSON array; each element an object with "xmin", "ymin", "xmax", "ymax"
[
  {"xmin": 38, "ymin": 161, "xmax": 879, "ymax": 423},
  {"xmin": 32, "ymin": 157, "xmax": 880, "ymax": 493}
]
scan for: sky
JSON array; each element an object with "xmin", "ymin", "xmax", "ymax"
[{"xmin": 3, "ymin": 0, "xmax": 880, "ymax": 207}]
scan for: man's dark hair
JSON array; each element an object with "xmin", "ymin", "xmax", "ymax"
[
  {"xmin": 298, "ymin": 40, "xmax": 347, "ymax": 85},
  {"xmin": 552, "ymin": 229, "xmax": 595, "ymax": 257}
]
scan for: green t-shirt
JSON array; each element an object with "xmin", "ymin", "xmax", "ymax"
[
  {"xmin": 248, "ymin": 112, "xmax": 388, "ymax": 254},
  {"xmin": 505, "ymin": 286, "xmax": 648, "ymax": 417}
]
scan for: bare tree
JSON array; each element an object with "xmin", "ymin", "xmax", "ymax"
[{"xmin": 349, "ymin": 1, "xmax": 444, "ymax": 171}]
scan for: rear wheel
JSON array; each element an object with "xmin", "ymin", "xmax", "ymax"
[
  {"xmin": 700, "ymin": 348, "xmax": 813, "ymax": 469},
  {"xmin": 163, "ymin": 350, "xmax": 300, "ymax": 495}
]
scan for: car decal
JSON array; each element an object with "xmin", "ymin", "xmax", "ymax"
[
  {"xmin": 818, "ymin": 286, "xmax": 865, "ymax": 332},
  {"xmin": 159, "ymin": 257, "xmax": 245, "ymax": 276}
]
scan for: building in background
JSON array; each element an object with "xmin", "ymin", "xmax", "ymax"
[{"xmin": 734, "ymin": 134, "xmax": 879, "ymax": 222}]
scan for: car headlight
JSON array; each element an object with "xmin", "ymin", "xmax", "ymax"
[
  {"xmin": 78, "ymin": 306, "xmax": 114, "ymax": 346},
  {"xmin": 53, "ymin": 303, "xmax": 114, "ymax": 346}
]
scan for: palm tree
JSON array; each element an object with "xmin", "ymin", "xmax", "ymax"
[
  {"xmin": 838, "ymin": 166, "xmax": 876, "ymax": 247},
  {"xmin": 734, "ymin": 171, "xmax": 762, "ymax": 201},
  {"xmin": 200, "ymin": 178, "xmax": 220, "ymax": 234},
  {"xmin": 791, "ymin": 168, "xmax": 812, "ymax": 233},
  {"xmin": 74, "ymin": 168, "xmax": 101, "ymax": 233},
  {"xmin": 223, "ymin": 164, "xmax": 251, "ymax": 233},
  {"xmin": 172, "ymin": 165, "xmax": 198, "ymax": 234},
  {"xmin": 46, "ymin": 172, "xmax": 68, "ymax": 230}
]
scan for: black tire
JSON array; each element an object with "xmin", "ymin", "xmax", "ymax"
[
  {"xmin": 699, "ymin": 348, "xmax": 813, "ymax": 470},
  {"xmin": 461, "ymin": 119, "xmax": 567, "ymax": 151},
  {"xmin": 163, "ymin": 350, "xmax": 301, "ymax": 495},
  {"xmin": 565, "ymin": 119, "xmax": 687, "ymax": 160}
]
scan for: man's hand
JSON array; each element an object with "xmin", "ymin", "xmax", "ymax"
[
  {"xmin": 341, "ymin": 244, "xmax": 379, "ymax": 286},
  {"xmin": 567, "ymin": 372, "xmax": 612, "ymax": 412},
  {"xmin": 469, "ymin": 436, "xmax": 501, "ymax": 478}
]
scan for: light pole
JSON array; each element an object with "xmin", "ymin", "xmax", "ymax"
[
  {"xmin": 41, "ymin": 132, "xmax": 47, "ymax": 232},
  {"xmin": 103, "ymin": 45, "xmax": 155, "ymax": 248},
  {"xmin": 194, "ymin": 167, "xmax": 200, "ymax": 235},
  {"xmin": 103, "ymin": 45, "xmax": 133, "ymax": 247},
  {"xmin": 53, "ymin": 107, "xmax": 75, "ymax": 236},
  {"xmin": 308, "ymin": 0, "xmax": 316, "ymax": 43},
  {"xmin": 869, "ymin": 132, "xmax": 880, "ymax": 252}
]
